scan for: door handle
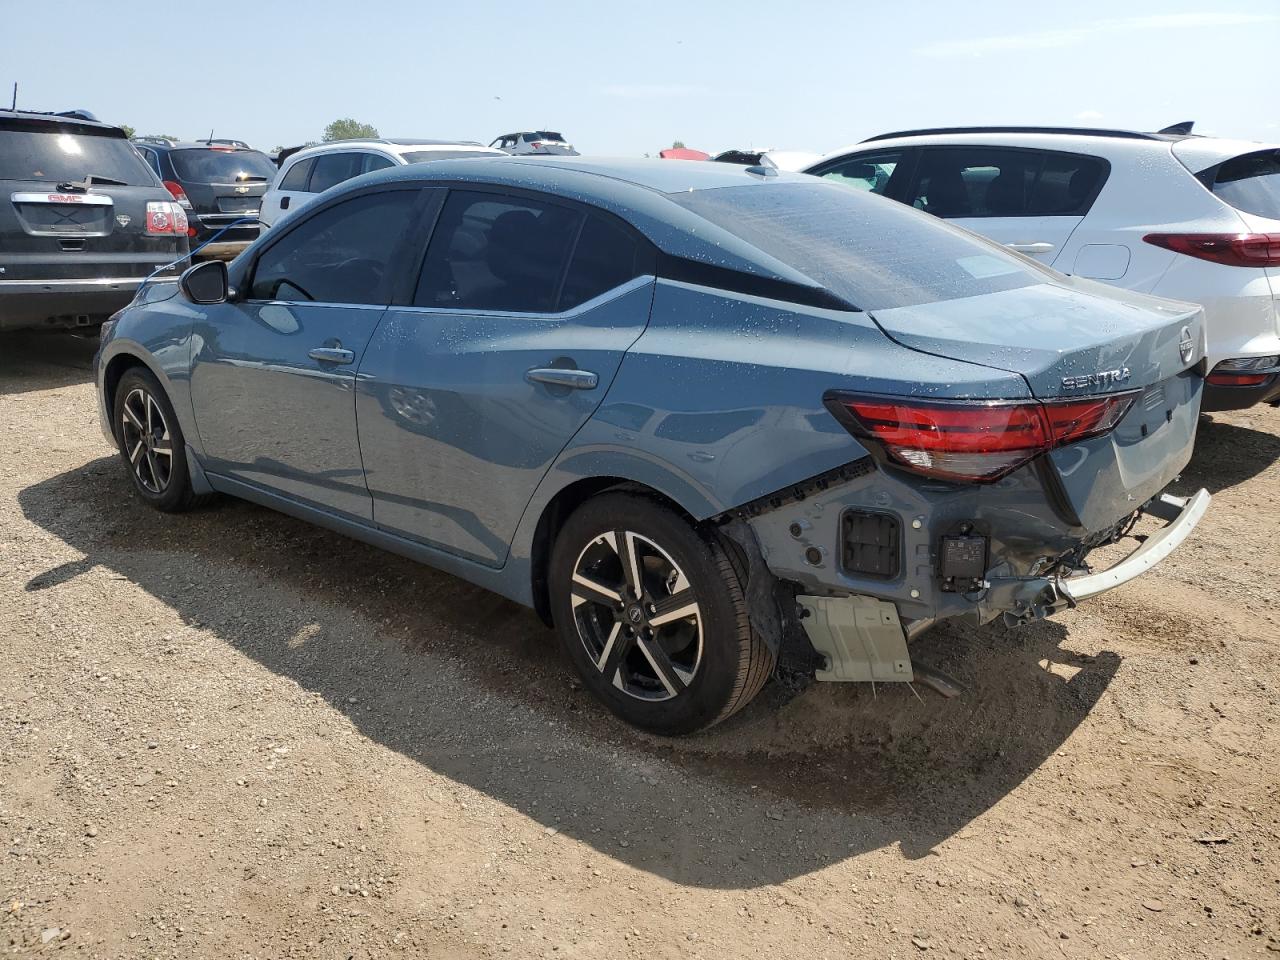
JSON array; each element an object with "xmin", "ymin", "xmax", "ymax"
[
  {"xmin": 1007, "ymin": 242, "xmax": 1055, "ymax": 254},
  {"xmin": 526, "ymin": 367, "xmax": 599, "ymax": 390},
  {"xmin": 280, "ymin": 196, "xmax": 291, "ymax": 210},
  {"xmin": 309, "ymin": 347, "xmax": 355, "ymax": 365}
]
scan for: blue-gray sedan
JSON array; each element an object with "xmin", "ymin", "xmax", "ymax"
[{"xmin": 95, "ymin": 157, "xmax": 1210, "ymax": 733}]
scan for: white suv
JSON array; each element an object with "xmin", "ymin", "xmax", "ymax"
[
  {"xmin": 260, "ymin": 139, "xmax": 503, "ymax": 228},
  {"xmin": 797, "ymin": 126, "xmax": 1280, "ymax": 410}
]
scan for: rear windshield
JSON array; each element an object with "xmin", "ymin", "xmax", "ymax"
[
  {"xmin": 669, "ymin": 180, "xmax": 1044, "ymax": 310},
  {"xmin": 1206, "ymin": 150, "xmax": 1280, "ymax": 221},
  {"xmin": 528, "ymin": 132, "xmax": 565, "ymax": 142},
  {"xmin": 401, "ymin": 149, "xmax": 494, "ymax": 164},
  {"xmin": 169, "ymin": 148, "xmax": 277, "ymax": 183},
  {"xmin": 0, "ymin": 123, "xmax": 157, "ymax": 185}
]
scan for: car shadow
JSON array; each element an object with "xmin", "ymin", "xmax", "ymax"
[
  {"xmin": 0, "ymin": 331, "xmax": 98, "ymax": 396},
  {"xmin": 19, "ymin": 460, "xmax": 1121, "ymax": 889},
  {"xmin": 1173, "ymin": 414, "xmax": 1280, "ymax": 496}
]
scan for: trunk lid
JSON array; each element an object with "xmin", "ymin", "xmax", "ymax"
[
  {"xmin": 869, "ymin": 279, "xmax": 1206, "ymax": 530},
  {"xmin": 2, "ymin": 182, "xmax": 185, "ymax": 281},
  {"xmin": 166, "ymin": 147, "xmax": 274, "ymax": 219},
  {"xmin": 868, "ymin": 279, "xmax": 1204, "ymax": 399}
]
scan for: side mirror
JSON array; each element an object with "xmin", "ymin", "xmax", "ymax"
[{"xmin": 179, "ymin": 260, "xmax": 228, "ymax": 304}]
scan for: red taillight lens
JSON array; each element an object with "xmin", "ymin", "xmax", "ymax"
[
  {"xmin": 162, "ymin": 179, "xmax": 193, "ymax": 210},
  {"xmin": 827, "ymin": 393, "xmax": 1137, "ymax": 483},
  {"xmin": 1208, "ymin": 372, "xmax": 1270, "ymax": 386},
  {"xmin": 145, "ymin": 200, "xmax": 188, "ymax": 236},
  {"xmin": 1144, "ymin": 232, "xmax": 1280, "ymax": 267}
]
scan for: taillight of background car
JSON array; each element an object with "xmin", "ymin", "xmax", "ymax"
[
  {"xmin": 1143, "ymin": 232, "xmax": 1280, "ymax": 267},
  {"xmin": 824, "ymin": 393, "xmax": 1137, "ymax": 483},
  {"xmin": 145, "ymin": 201, "xmax": 189, "ymax": 237},
  {"xmin": 162, "ymin": 180, "xmax": 194, "ymax": 210},
  {"xmin": 1206, "ymin": 355, "xmax": 1280, "ymax": 386}
]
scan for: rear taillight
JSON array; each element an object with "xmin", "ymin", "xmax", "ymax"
[
  {"xmin": 1206, "ymin": 355, "xmax": 1280, "ymax": 386},
  {"xmin": 145, "ymin": 200, "xmax": 189, "ymax": 236},
  {"xmin": 825, "ymin": 393, "xmax": 1137, "ymax": 483},
  {"xmin": 1144, "ymin": 232, "xmax": 1280, "ymax": 267},
  {"xmin": 530, "ymin": 141, "xmax": 544, "ymax": 149},
  {"xmin": 162, "ymin": 179, "xmax": 193, "ymax": 210}
]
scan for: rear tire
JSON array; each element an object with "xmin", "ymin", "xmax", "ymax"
[
  {"xmin": 549, "ymin": 492, "xmax": 774, "ymax": 735},
  {"xmin": 112, "ymin": 367, "xmax": 211, "ymax": 513}
]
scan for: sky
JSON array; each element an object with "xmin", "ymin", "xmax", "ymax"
[{"xmin": 4, "ymin": 0, "xmax": 1277, "ymax": 156}]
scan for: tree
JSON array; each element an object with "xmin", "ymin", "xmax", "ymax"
[
  {"xmin": 138, "ymin": 133, "xmax": 178, "ymax": 142},
  {"xmin": 323, "ymin": 118, "xmax": 379, "ymax": 142},
  {"xmin": 120, "ymin": 124, "xmax": 136, "ymax": 138},
  {"xmin": 671, "ymin": 140, "xmax": 685, "ymax": 149}
]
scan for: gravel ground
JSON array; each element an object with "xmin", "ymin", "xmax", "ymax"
[{"xmin": 2, "ymin": 331, "xmax": 1278, "ymax": 959}]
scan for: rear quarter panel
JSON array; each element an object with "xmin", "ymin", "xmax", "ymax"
[{"xmin": 518, "ymin": 280, "xmax": 1032, "ymax": 528}]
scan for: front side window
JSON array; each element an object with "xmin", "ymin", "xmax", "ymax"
[
  {"xmin": 906, "ymin": 147, "xmax": 1106, "ymax": 218},
  {"xmin": 414, "ymin": 190, "xmax": 583, "ymax": 312},
  {"xmin": 362, "ymin": 154, "xmax": 396, "ymax": 174},
  {"xmin": 308, "ymin": 152, "xmax": 364, "ymax": 193},
  {"xmin": 248, "ymin": 190, "xmax": 417, "ymax": 304},
  {"xmin": 278, "ymin": 157, "xmax": 313, "ymax": 191},
  {"xmin": 812, "ymin": 151, "xmax": 904, "ymax": 196}
]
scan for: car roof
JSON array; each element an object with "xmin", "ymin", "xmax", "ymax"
[
  {"xmin": 372, "ymin": 154, "xmax": 809, "ymax": 195},
  {"xmin": 0, "ymin": 109, "xmax": 126, "ymax": 135},
  {"xmin": 281, "ymin": 139, "xmax": 495, "ymax": 162},
  {"xmin": 328, "ymin": 155, "xmax": 828, "ymax": 289},
  {"xmin": 137, "ymin": 141, "xmax": 267, "ymax": 152},
  {"xmin": 808, "ymin": 127, "xmax": 1279, "ymax": 175}
]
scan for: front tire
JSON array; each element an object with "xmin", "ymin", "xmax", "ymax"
[
  {"xmin": 549, "ymin": 492, "xmax": 775, "ymax": 734},
  {"xmin": 112, "ymin": 367, "xmax": 208, "ymax": 512}
]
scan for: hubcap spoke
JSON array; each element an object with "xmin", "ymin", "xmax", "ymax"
[
  {"xmin": 649, "ymin": 588, "xmax": 699, "ymax": 628},
  {"xmin": 636, "ymin": 635, "xmax": 688, "ymax": 697},
  {"xmin": 151, "ymin": 441, "xmax": 173, "ymax": 458},
  {"xmin": 571, "ymin": 571, "xmax": 624, "ymax": 609},
  {"xmin": 615, "ymin": 529, "xmax": 644, "ymax": 597},
  {"xmin": 597, "ymin": 623, "xmax": 635, "ymax": 684},
  {"xmin": 128, "ymin": 440, "xmax": 145, "ymax": 465},
  {"xmin": 122, "ymin": 404, "xmax": 144, "ymax": 432}
]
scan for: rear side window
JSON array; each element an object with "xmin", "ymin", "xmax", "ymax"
[
  {"xmin": 308, "ymin": 152, "xmax": 364, "ymax": 193},
  {"xmin": 559, "ymin": 214, "xmax": 653, "ymax": 309},
  {"xmin": 362, "ymin": 154, "xmax": 396, "ymax": 174},
  {"xmin": 906, "ymin": 147, "xmax": 1106, "ymax": 218},
  {"xmin": 810, "ymin": 151, "xmax": 904, "ymax": 196},
  {"xmin": 249, "ymin": 190, "xmax": 417, "ymax": 304},
  {"xmin": 1206, "ymin": 150, "xmax": 1280, "ymax": 220},
  {"xmin": 414, "ymin": 190, "xmax": 583, "ymax": 312},
  {"xmin": 670, "ymin": 180, "xmax": 1044, "ymax": 311},
  {"xmin": 0, "ymin": 123, "xmax": 157, "ymax": 185},
  {"xmin": 279, "ymin": 158, "xmax": 313, "ymax": 191},
  {"xmin": 169, "ymin": 149, "xmax": 275, "ymax": 183}
]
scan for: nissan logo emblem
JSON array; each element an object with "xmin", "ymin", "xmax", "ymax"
[{"xmin": 1178, "ymin": 326, "xmax": 1195, "ymax": 365}]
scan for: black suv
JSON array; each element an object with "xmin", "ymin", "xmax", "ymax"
[
  {"xmin": 0, "ymin": 110, "xmax": 190, "ymax": 333},
  {"xmin": 131, "ymin": 139, "xmax": 276, "ymax": 258}
]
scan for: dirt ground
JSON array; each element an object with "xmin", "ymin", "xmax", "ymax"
[{"xmin": 1, "ymin": 331, "xmax": 1277, "ymax": 960}]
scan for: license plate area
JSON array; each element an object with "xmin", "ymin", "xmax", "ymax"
[{"xmin": 11, "ymin": 191, "xmax": 113, "ymax": 237}]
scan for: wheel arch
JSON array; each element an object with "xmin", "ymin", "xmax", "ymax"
[{"xmin": 101, "ymin": 350, "xmax": 160, "ymax": 443}]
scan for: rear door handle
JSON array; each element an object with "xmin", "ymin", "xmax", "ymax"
[
  {"xmin": 280, "ymin": 196, "xmax": 291, "ymax": 210},
  {"xmin": 526, "ymin": 367, "xmax": 599, "ymax": 390},
  {"xmin": 1007, "ymin": 242, "xmax": 1055, "ymax": 254},
  {"xmin": 309, "ymin": 347, "xmax": 355, "ymax": 365}
]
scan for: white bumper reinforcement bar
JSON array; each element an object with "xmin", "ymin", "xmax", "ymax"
[{"xmin": 1056, "ymin": 489, "xmax": 1211, "ymax": 603}]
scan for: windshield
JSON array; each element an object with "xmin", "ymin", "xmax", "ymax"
[
  {"xmin": 169, "ymin": 148, "xmax": 277, "ymax": 183},
  {"xmin": 0, "ymin": 123, "xmax": 157, "ymax": 185},
  {"xmin": 529, "ymin": 132, "xmax": 565, "ymax": 142},
  {"xmin": 669, "ymin": 180, "xmax": 1044, "ymax": 310},
  {"xmin": 1207, "ymin": 150, "xmax": 1280, "ymax": 221}
]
